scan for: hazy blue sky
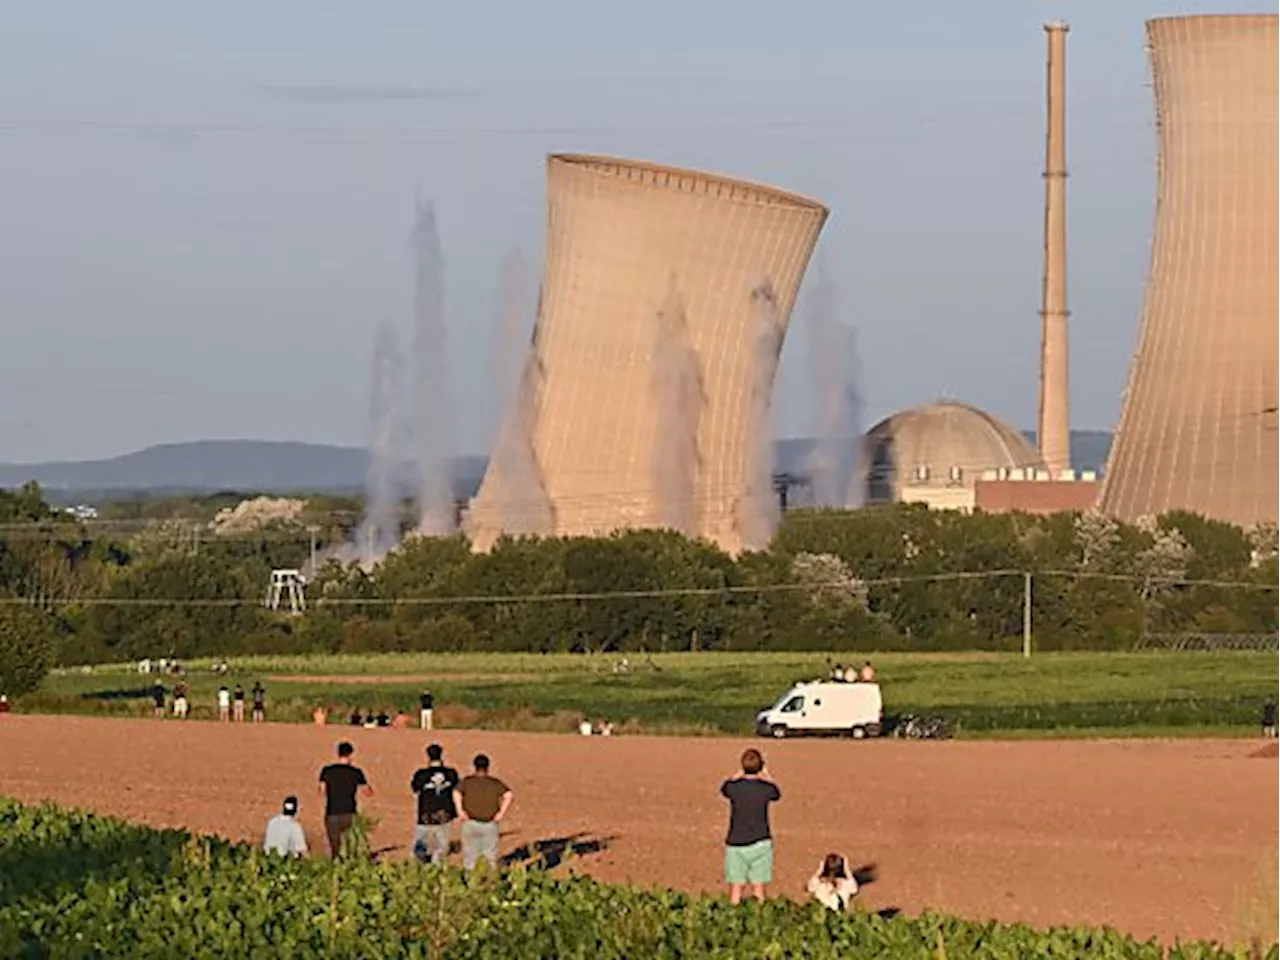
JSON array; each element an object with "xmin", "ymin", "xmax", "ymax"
[{"xmin": 0, "ymin": 0, "xmax": 1266, "ymax": 463}]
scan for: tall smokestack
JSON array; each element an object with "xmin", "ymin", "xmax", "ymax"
[{"xmin": 1038, "ymin": 21, "xmax": 1071, "ymax": 473}]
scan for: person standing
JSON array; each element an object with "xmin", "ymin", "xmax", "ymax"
[
  {"xmin": 720, "ymin": 748, "xmax": 781, "ymax": 905},
  {"xmin": 172, "ymin": 681, "xmax": 189, "ymax": 719},
  {"xmin": 318, "ymin": 742, "xmax": 373, "ymax": 858},
  {"xmin": 410, "ymin": 743, "xmax": 460, "ymax": 864},
  {"xmin": 263, "ymin": 795, "xmax": 309, "ymax": 858},
  {"xmin": 152, "ymin": 682, "xmax": 166, "ymax": 719},
  {"xmin": 217, "ymin": 686, "xmax": 231, "ymax": 723},
  {"xmin": 419, "ymin": 690, "xmax": 434, "ymax": 730},
  {"xmin": 233, "ymin": 684, "xmax": 246, "ymax": 722},
  {"xmin": 251, "ymin": 682, "xmax": 266, "ymax": 723},
  {"xmin": 453, "ymin": 753, "xmax": 513, "ymax": 869}
]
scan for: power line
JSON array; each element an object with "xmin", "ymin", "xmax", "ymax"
[{"xmin": 0, "ymin": 569, "xmax": 1270, "ymax": 609}]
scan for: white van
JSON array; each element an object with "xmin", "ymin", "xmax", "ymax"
[{"xmin": 756, "ymin": 681, "xmax": 883, "ymax": 739}]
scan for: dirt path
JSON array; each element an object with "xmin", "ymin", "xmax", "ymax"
[{"xmin": 0, "ymin": 716, "xmax": 1273, "ymax": 945}]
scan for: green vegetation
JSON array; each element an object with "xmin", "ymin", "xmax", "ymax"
[
  {"xmin": 26, "ymin": 650, "xmax": 1278, "ymax": 738},
  {"xmin": 2, "ymin": 484, "xmax": 1276, "ymax": 675},
  {"xmin": 0, "ymin": 798, "xmax": 1266, "ymax": 958}
]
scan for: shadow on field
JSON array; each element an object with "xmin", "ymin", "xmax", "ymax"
[
  {"xmin": 845, "ymin": 862, "xmax": 902, "ymax": 921},
  {"xmin": 78, "ymin": 687, "xmax": 154, "ymax": 702},
  {"xmin": 501, "ymin": 832, "xmax": 616, "ymax": 870}
]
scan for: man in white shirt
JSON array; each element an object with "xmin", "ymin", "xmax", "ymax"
[
  {"xmin": 263, "ymin": 796, "xmax": 309, "ymax": 858},
  {"xmin": 217, "ymin": 686, "xmax": 231, "ymax": 722}
]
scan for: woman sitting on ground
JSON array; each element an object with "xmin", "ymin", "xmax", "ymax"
[{"xmin": 807, "ymin": 853, "xmax": 859, "ymax": 912}]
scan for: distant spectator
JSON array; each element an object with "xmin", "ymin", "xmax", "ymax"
[
  {"xmin": 454, "ymin": 753, "xmax": 513, "ymax": 869},
  {"xmin": 0, "ymin": 694, "xmax": 10, "ymax": 714},
  {"xmin": 216, "ymin": 660, "xmax": 229, "ymax": 676},
  {"xmin": 375, "ymin": 710, "xmax": 391, "ymax": 728},
  {"xmin": 263, "ymin": 796, "xmax": 309, "ymax": 858},
  {"xmin": 720, "ymin": 748, "xmax": 781, "ymax": 905},
  {"xmin": 858, "ymin": 661, "xmax": 876, "ymax": 684},
  {"xmin": 831, "ymin": 664, "xmax": 846, "ymax": 683},
  {"xmin": 312, "ymin": 706, "xmax": 328, "ymax": 726},
  {"xmin": 391, "ymin": 712, "xmax": 411, "ymax": 729},
  {"xmin": 233, "ymin": 685, "xmax": 246, "ymax": 723},
  {"xmin": 152, "ymin": 683, "xmax": 166, "ymax": 719},
  {"xmin": 251, "ymin": 683, "xmax": 266, "ymax": 723},
  {"xmin": 807, "ymin": 853, "xmax": 858, "ymax": 912},
  {"xmin": 217, "ymin": 686, "xmax": 231, "ymax": 723},
  {"xmin": 420, "ymin": 690, "xmax": 435, "ymax": 731},
  {"xmin": 579, "ymin": 719, "xmax": 593, "ymax": 737},
  {"xmin": 349, "ymin": 709, "xmax": 364, "ymax": 727},
  {"xmin": 598, "ymin": 720, "xmax": 614, "ymax": 737},
  {"xmin": 363, "ymin": 708, "xmax": 378, "ymax": 730},
  {"xmin": 411, "ymin": 743, "xmax": 460, "ymax": 864},
  {"xmin": 172, "ymin": 682, "xmax": 189, "ymax": 719},
  {"xmin": 1263, "ymin": 700, "xmax": 1278, "ymax": 739},
  {"xmin": 318, "ymin": 742, "xmax": 372, "ymax": 858}
]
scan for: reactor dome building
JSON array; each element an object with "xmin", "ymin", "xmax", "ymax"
[
  {"xmin": 466, "ymin": 154, "xmax": 829, "ymax": 554},
  {"xmin": 860, "ymin": 399, "xmax": 1046, "ymax": 510},
  {"xmin": 1100, "ymin": 14, "xmax": 1278, "ymax": 527}
]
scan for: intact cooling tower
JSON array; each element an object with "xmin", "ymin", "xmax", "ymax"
[
  {"xmin": 1100, "ymin": 15, "xmax": 1279, "ymax": 527},
  {"xmin": 467, "ymin": 154, "xmax": 829, "ymax": 553}
]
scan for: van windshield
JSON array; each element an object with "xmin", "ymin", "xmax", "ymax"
[{"xmin": 778, "ymin": 695, "xmax": 804, "ymax": 713}]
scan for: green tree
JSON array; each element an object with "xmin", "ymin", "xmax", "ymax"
[{"xmin": 0, "ymin": 602, "xmax": 58, "ymax": 695}]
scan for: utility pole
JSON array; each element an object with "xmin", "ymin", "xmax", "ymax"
[{"xmin": 1022, "ymin": 572, "xmax": 1033, "ymax": 658}]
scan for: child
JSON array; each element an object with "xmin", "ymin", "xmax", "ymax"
[{"xmin": 807, "ymin": 853, "xmax": 859, "ymax": 912}]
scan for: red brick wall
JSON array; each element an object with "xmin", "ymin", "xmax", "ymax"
[{"xmin": 973, "ymin": 480, "xmax": 1099, "ymax": 515}]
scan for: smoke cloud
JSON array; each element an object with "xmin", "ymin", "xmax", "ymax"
[
  {"xmin": 650, "ymin": 281, "xmax": 705, "ymax": 535},
  {"xmin": 735, "ymin": 279, "xmax": 784, "ymax": 551},
  {"xmin": 350, "ymin": 321, "xmax": 404, "ymax": 567},
  {"xmin": 410, "ymin": 195, "xmax": 457, "ymax": 536},
  {"xmin": 802, "ymin": 263, "xmax": 864, "ymax": 508}
]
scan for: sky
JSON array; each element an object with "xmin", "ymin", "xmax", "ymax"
[{"xmin": 0, "ymin": 0, "xmax": 1268, "ymax": 463}]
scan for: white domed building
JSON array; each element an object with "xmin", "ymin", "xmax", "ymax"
[{"xmin": 860, "ymin": 400, "xmax": 1045, "ymax": 510}]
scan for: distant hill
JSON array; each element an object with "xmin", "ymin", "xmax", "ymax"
[{"xmin": 0, "ymin": 431, "xmax": 1111, "ymax": 501}]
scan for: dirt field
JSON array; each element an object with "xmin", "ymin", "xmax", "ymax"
[{"xmin": 0, "ymin": 716, "xmax": 1274, "ymax": 945}]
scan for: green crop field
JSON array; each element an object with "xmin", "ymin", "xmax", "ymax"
[
  {"xmin": 0, "ymin": 798, "xmax": 1269, "ymax": 958},
  {"xmin": 25, "ymin": 650, "xmax": 1278, "ymax": 739}
]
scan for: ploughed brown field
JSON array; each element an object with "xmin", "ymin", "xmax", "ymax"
[{"xmin": 1, "ymin": 715, "xmax": 1274, "ymax": 945}]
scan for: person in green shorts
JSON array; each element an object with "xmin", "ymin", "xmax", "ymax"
[{"xmin": 720, "ymin": 748, "xmax": 781, "ymax": 904}]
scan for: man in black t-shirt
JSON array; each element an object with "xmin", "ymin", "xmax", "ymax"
[
  {"xmin": 419, "ymin": 690, "xmax": 434, "ymax": 730},
  {"xmin": 720, "ymin": 748, "xmax": 781, "ymax": 904},
  {"xmin": 251, "ymin": 683, "xmax": 266, "ymax": 723},
  {"xmin": 318, "ymin": 741, "xmax": 373, "ymax": 858},
  {"xmin": 233, "ymin": 685, "xmax": 245, "ymax": 722},
  {"xmin": 410, "ymin": 743, "xmax": 459, "ymax": 864},
  {"xmin": 151, "ymin": 683, "xmax": 165, "ymax": 718}
]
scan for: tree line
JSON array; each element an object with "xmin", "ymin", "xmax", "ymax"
[{"xmin": 1, "ymin": 482, "xmax": 1276, "ymax": 691}]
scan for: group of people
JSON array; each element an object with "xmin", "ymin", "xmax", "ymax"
[
  {"xmin": 262, "ymin": 739, "xmax": 857, "ymax": 914},
  {"xmin": 152, "ymin": 681, "xmax": 266, "ymax": 721},
  {"xmin": 264, "ymin": 740, "xmax": 514, "ymax": 869},
  {"xmin": 306, "ymin": 692, "xmax": 435, "ymax": 731},
  {"xmin": 721, "ymin": 748, "xmax": 860, "ymax": 912},
  {"xmin": 830, "ymin": 661, "xmax": 876, "ymax": 684}
]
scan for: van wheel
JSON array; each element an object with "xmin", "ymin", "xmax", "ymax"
[
  {"xmin": 770, "ymin": 725, "xmax": 788, "ymax": 739},
  {"xmin": 850, "ymin": 726, "xmax": 866, "ymax": 740}
]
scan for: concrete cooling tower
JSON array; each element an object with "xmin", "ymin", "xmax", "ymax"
[
  {"xmin": 467, "ymin": 154, "xmax": 829, "ymax": 553},
  {"xmin": 1100, "ymin": 15, "xmax": 1278, "ymax": 527}
]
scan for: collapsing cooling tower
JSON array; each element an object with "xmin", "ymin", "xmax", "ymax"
[
  {"xmin": 467, "ymin": 155, "xmax": 829, "ymax": 553},
  {"xmin": 1100, "ymin": 15, "xmax": 1279, "ymax": 527}
]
